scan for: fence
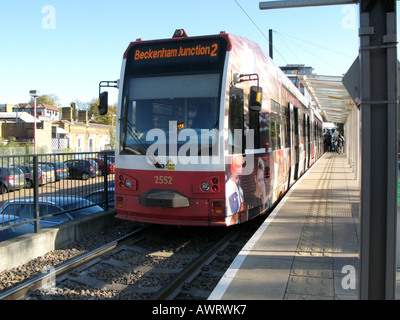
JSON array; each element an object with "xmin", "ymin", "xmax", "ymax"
[{"xmin": 0, "ymin": 151, "xmax": 115, "ymax": 242}]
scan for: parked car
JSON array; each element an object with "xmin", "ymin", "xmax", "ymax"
[
  {"xmin": 0, "ymin": 196, "xmax": 103, "ymax": 241},
  {"xmin": 0, "ymin": 215, "xmax": 34, "ymax": 242},
  {"xmin": 39, "ymin": 164, "xmax": 56, "ymax": 184},
  {"xmin": 84, "ymin": 187, "xmax": 115, "ymax": 209},
  {"xmin": 88, "ymin": 157, "xmax": 115, "ymax": 175},
  {"xmin": 36, "ymin": 196, "xmax": 104, "ymax": 219},
  {"xmin": 64, "ymin": 159, "xmax": 98, "ymax": 180},
  {"xmin": 38, "ymin": 161, "xmax": 69, "ymax": 181},
  {"xmin": 0, "ymin": 166, "xmax": 25, "ymax": 193},
  {"xmin": 17, "ymin": 164, "xmax": 47, "ymax": 188},
  {"xmin": 87, "ymin": 159, "xmax": 101, "ymax": 176}
]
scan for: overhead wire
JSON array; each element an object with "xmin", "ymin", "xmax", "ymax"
[
  {"xmin": 275, "ymin": 31, "xmax": 346, "ymax": 74},
  {"xmin": 275, "ymin": 30, "xmax": 355, "ymax": 59},
  {"xmin": 233, "ymin": 0, "xmax": 353, "ymax": 74},
  {"xmin": 234, "ymin": 0, "xmax": 288, "ymax": 64},
  {"xmin": 273, "ymin": 31, "xmax": 302, "ymax": 63}
]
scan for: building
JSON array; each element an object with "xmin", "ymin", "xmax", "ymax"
[
  {"xmin": 0, "ymin": 104, "xmax": 16, "ymax": 113},
  {"xmin": 280, "ymin": 64, "xmax": 314, "ymax": 97},
  {"xmin": 14, "ymin": 103, "xmax": 61, "ymax": 121},
  {"xmin": 53, "ymin": 107, "xmax": 112, "ymax": 152},
  {"xmin": 280, "ymin": 64, "xmax": 316, "ymax": 108},
  {"xmin": 0, "ymin": 112, "xmax": 35, "ymax": 123},
  {"xmin": 0, "ymin": 104, "xmax": 113, "ymax": 153}
]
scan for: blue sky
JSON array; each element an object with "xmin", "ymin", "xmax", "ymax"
[{"xmin": 0, "ymin": 1, "xmax": 384, "ymax": 107}]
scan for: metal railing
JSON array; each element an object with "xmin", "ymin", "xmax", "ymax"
[{"xmin": 0, "ymin": 151, "xmax": 115, "ymax": 241}]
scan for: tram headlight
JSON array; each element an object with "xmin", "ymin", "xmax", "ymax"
[
  {"xmin": 125, "ymin": 179, "xmax": 132, "ymax": 188},
  {"xmin": 201, "ymin": 181, "xmax": 210, "ymax": 192}
]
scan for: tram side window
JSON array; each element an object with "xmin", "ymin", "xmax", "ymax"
[
  {"xmin": 229, "ymin": 86, "xmax": 244, "ymax": 154},
  {"xmin": 276, "ymin": 120, "xmax": 281, "ymax": 149},
  {"xmin": 284, "ymin": 106, "xmax": 290, "ymax": 148},
  {"xmin": 270, "ymin": 119, "xmax": 276, "ymax": 150},
  {"xmin": 314, "ymin": 122, "xmax": 317, "ymax": 144},
  {"xmin": 299, "ymin": 114, "xmax": 304, "ymax": 143},
  {"xmin": 249, "ymin": 110, "xmax": 260, "ymax": 149},
  {"xmin": 270, "ymin": 114, "xmax": 281, "ymax": 151},
  {"xmin": 259, "ymin": 112, "xmax": 269, "ymax": 150},
  {"xmin": 270, "ymin": 100, "xmax": 283, "ymax": 151}
]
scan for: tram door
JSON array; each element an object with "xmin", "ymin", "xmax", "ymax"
[
  {"xmin": 228, "ymin": 86, "xmax": 245, "ymax": 155},
  {"xmin": 288, "ymin": 103, "xmax": 300, "ymax": 186},
  {"xmin": 307, "ymin": 115, "xmax": 311, "ymax": 169},
  {"xmin": 293, "ymin": 107, "xmax": 300, "ymax": 180}
]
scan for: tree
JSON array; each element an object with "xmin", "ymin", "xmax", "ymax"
[
  {"xmin": 335, "ymin": 123, "xmax": 344, "ymax": 134},
  {"xmin": 88, "ymin": 98, "xmax": 117, "ymax": 125},
  {"xmin": 70, "ymin": 99, "xmax": 90, "ymax": 121},
  {"xmin": 70, "ymin": 102, "xmax": 78, "ymax": 121},
  {"xmin": 32, "ymin": 94, "xmax": 60, "ymax": 107}
]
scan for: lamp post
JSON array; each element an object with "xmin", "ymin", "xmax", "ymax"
[
  {"xmin": 29, "ymin": 90, "xmax": 40, "ymax": 233},
  {"xmin": 29, "ymin": 90, "xmax": 39, "ymax": 154}
]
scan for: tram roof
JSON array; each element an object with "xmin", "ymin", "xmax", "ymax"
[{"xmin": 300, "ymin": 74, "xmax": 355, "ymax": 124}]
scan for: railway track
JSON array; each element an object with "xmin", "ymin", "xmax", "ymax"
[
  {"xmin": 0, "ymin": 225, "xmax": 151, "ymax": 300},
  {"xmin": 0, "ymin": 216, "xmax": 265, "ymax": 300}
]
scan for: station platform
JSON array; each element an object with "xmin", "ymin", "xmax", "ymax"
[{"xmin": 209, "ymin": 152, "xmax": 361, "ymax": 300}]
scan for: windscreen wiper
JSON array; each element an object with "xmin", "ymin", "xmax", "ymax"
[
  {"xmin": 123, "ymin": 119, "xmax": 165, "ymax": 169},
  {"xmin": 121, "ymin": 92, "xmax": 164, "ymax": 168}
]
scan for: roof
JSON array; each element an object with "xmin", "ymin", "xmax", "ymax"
[
  {"xmin": 300, "ymin": 74, "xmax": 355, "ymax": 124},
  {"xmin": 57, "ymin": 119, "xmax": 112, "ymax": 129},
  {"xmin": 16, "ymin": 103, "xmax": 61, "ymax": 112},
  {"xmin": 0, "ymin": 112, "xmax": 35, "ymax": 123}
]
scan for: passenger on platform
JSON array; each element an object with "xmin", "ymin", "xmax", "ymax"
[
  {"xmin": 337, "ymin": 133, "xmax": 345, "ymax": 154},
  {"xmin": 324, "ymin": 130, "xmax": 332, "ymax": 152},
  {"xmin": 323, "ymin": 132, "xmax": 328, "ymax": 152}
]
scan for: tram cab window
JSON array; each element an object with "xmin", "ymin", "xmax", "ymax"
[{"xmin": 121, "ymin": 73, "xmax": 220, "ymax": 156}]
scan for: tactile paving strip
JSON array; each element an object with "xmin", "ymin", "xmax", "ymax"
[{"xmin": 285, "ymin": 156, "xmax": 335, "ymax": 300}]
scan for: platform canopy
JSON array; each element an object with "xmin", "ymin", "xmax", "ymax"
[{"xmin": 300, "ymin": 74, "xmax": 355, "ymax": 124}]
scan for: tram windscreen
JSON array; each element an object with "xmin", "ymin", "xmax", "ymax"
[{"xmin": 120, "ymin": 73, "xmax": 220, "ymax": 159}]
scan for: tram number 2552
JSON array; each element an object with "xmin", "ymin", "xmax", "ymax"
[{"xmin": 154, "ymin": 175, "xmax": 173, "ymax": 185}]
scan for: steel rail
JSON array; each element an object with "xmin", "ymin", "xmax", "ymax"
[
  {"xmin": 0, "ymin": 225, "xmax": 153, "ymax": 300},
  {"xmin": 150, "ymin": 229, "xmax": 238, "ymax": 300}
]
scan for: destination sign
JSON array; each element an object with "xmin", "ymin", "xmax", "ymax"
[
  {"xmin": 128, "ymin": 37, "xmax": 227, "ymax": 74},
  {"xmin": 134, "ymin": 42, "xmax": 219, "ymax": 61}
]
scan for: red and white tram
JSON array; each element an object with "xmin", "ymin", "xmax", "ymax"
[{"xmin": 99, "ymin": 29, "xmax": 323, "ymax": 227}]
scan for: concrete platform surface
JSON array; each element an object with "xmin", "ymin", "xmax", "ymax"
[{"xmin": 209, "ymin": 153, "xmax": 361, "ymax": 300}]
